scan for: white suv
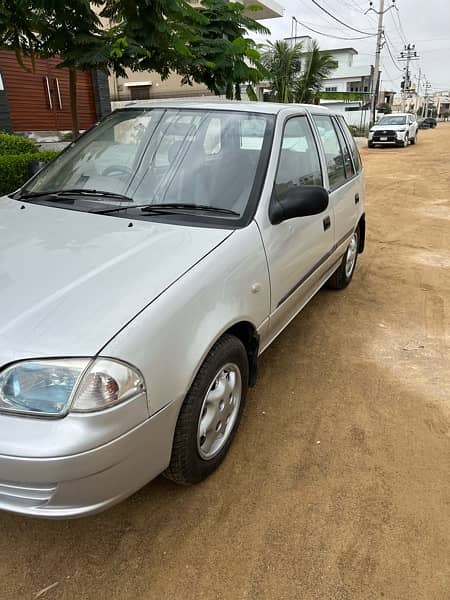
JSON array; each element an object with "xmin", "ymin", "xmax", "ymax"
[{"xmin": 368, "ymin": 112, "xmax": 418, "ymax": 147}]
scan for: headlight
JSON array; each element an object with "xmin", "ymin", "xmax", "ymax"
[
  {"xmin": 396, "ymin": 130, "xmax": 406, "ymax": 136},
  {"xmin": 0, "ymin": 358, "xmax": 145, "ymax": 417}
]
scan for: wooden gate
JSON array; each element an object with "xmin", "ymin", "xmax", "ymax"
[{"xmin": 0, "ymin": 51, "xmax": 97, "ymax": 132}]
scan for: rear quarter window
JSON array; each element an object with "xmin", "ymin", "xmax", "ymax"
[{"xmin": 337, "ymin": 116, "xmax": 362, "ymax": 173}]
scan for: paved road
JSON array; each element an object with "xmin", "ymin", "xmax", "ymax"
[{"xmin": 2, "ymin": 125, "xmax": 450, "ymax": 600}]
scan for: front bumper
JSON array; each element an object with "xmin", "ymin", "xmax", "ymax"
[
  {"xmin": 370, "ymin": 131, "xmax": 405, "ymax": 144},
  {"xmin": 0, "ymin": 400, "xmax": 180, "ymax": 518}
]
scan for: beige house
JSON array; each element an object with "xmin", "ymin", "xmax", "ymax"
[{"xmin": 108, "ymin": 0, "xmax": 283, "ymax": 105}]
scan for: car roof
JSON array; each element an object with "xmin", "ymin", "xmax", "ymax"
[{"xmin": 118, "ymin": 99, "xmax": 337, "ymax": 117}]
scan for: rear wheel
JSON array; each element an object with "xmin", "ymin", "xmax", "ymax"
[
  {"xmin": 328, "ymin": 228, "xmax": 359, "ymax": 290},
  {"xmin": 164, "ymin": 334, "xmax": 249, "ymax": 485},
  {"xmin": 411, "ymin": 132, "xmax": 418, "ymax": 145}
]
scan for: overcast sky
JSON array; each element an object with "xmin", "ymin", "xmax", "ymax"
[{"xmin": 256, "ymin": 0, "xmax": 450, "ymax": 93}]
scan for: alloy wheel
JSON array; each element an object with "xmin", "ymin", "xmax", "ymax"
[
  {"xmin": 345, "ymin": 232, "xmax": 358, "ymax": 278},
  {"xmin": 197, "ymin": 363, "xmax": 242, "ymax": 460}
]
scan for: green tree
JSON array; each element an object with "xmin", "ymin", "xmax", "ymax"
[
  {"xmin": 261, "ymin": 39, "xmax": 337, "ymax": 104},
  {"xmin": 293, "ymin": 41, "xmax": 337, "ymax": 104},
  {"xmin": 102, "ymin": 0, "xmax": 201, "ymax": 79},
  {"xmin": 177, "ymin": 0, "xmax": 269, "ymax": 100},
  {"xmin": 0, "ymin": 0, "xmax": 269, "ymax": 137},
  {"xmin": 377, "ymin": 102, "xmax": 392, "ymax": 114},
  {"xmin": 260, "ymin": 40, "xmax": 303, "ymax": 103}
]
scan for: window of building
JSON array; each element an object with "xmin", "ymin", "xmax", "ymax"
[
  {"xmin": 129, "ymin": 85, "xmax": 152, "ymax": 100},
  {"xmin": 272, "ymin": 116, "xmax": 322, "ymax": 202},
  {"xmin": 325, "ymin": 86, "xmax": 338, "ymax": 92}
]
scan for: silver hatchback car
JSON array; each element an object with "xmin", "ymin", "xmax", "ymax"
[{"xmin": 0, "ymin": 102, "xmax": 365, "ymax": 517}]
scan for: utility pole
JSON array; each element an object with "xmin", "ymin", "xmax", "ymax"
[
  {"xmin": 415, "ymin": 68, "xmax": 422, "ymax": 114},
  {"xmin": 366, "ymin": 1, "xmax": 396, "ymax": 124},
  {"xmin": 398, "ymin": 44, "xmax": 419, "ymax": 112},
  {"xmin": 424, "ymin": 80, "xmax": 432, "ymax": 117}
]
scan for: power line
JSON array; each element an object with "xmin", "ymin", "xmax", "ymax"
[
  {"xmin": 310, "ymin": 0, "xmax": 377, "ymax": 36},
  {"xmin": 389, "ymin": 8, "xmax": 406, "ymax": 45},
  {"xmin": 294, "ymin": 19, "xmax": 376, "ymax": 40},
  {"xmin": 384, "ymin": 37, "xmax": 403, "ymax": 72},
  {"xmin": 394, "ymin": 8, "xmax": 408, "ymax": 43}
]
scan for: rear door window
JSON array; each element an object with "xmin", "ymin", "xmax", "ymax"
[
  {"xmin": 312, "ymin": 115, "xmax": 346, "ymax": 189},
  {"xmin": 337, "ymin": 116, "xmax": 362, "ymax": 173},
  {"xmin": 332, "ymin": 117, "xmax": 355, "ymax": 178}
]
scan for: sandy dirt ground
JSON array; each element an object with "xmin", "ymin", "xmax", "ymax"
[{"xmin": 1, "ymin": 125, "xmax": 449, "ymax": 600}]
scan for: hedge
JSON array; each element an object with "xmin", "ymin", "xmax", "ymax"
[
  {"xmin": 0, "ymin": 151, "xmax": 58, "ymax": 195},
  {"xmin": 0, "ymin": 133, "xmax": 39, "ymax": 156}
]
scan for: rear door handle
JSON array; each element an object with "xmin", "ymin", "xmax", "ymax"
[
  {"xmin": 355, "ymin": 193, "xmax": 360, "ymax": 204},
  {"xmin": 323, "ymin": 215, "xmax": 331, "ymax": 231}
]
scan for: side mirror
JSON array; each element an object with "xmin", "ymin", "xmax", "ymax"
[
  {"xmin": 270, "ymin": 185, "xmax": 329, "ymax": 225},
  {"xmin": 28, "ymin": 160, "xmax": 47, "ymax": 178}
]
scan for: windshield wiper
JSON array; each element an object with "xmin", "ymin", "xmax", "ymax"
[
  {"xmin": 141, "ymin": 203, "xmax": 239, "ymax": 216},
  {"xmin": 18, "ymin": 189, "xmax": 134, "ymax": 202},
  {"xmin": 98, "ymin": 202, "xmax": 240, "ymax": 217}
]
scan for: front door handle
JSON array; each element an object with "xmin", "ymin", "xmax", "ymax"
[
  {"xmin": 323, "ymin": 215, "xmax": 331, "ymax": 231},
  {"xmin": 355, "ymin": 193, "xmax": 360, "ymax": 204}
]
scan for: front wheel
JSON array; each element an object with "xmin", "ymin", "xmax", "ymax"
[
  {"xmin": 164, "ymin": 334, "xmax": 249, "ymax": 485},
  {"xmin": 328, "ymin": 229, "xmax": 359, "ymax": 290}
]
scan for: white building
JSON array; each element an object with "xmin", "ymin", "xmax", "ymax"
[
  {"xmin": 283, "ymin": 36, "xmax": 373, "ymax": 127},
  {"xmin": 285, "ymin": 37, "xmax": 372, "ymax": 94}
]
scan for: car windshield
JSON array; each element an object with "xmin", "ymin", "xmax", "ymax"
[
  {"xmin": 378, "ymin": 115, "xmax": 407, "ymax": 125},
  {"xmin": 21, "ymin": 107, "xmax": 274, "ymax": 223}
]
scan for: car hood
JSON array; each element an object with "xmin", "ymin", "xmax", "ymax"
[
  {"xmin": 0, "ymin": 198, "xmax": 232, "ymax": 364},
  {"xmin": 371, "ymin": 124, "xmax": 408, "ymax": 132}
]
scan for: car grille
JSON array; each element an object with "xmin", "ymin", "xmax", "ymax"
[
  {"xmin": 373, "ymin": 130, "xmax": 397, "ymax": 142},
  {"xmin": 0, "ymin": 480, "xmax": 56, "ymax": 507}
]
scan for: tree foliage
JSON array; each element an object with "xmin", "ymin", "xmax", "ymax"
[
  {"xmin": 178, "ymin": 0, "xmax": 269, "ymax": 99},
  {"xmin": 260, "ymin": 40, "xmax": 302, "ymax": 103},
  {"xmin": 376, "ymin": 102, "xmax": 392, "ymax": 114},
  {"xmin": 293, "ymin": 40, "xmax": 337, "ymax": 104},
  {"xmin": 0, "ymin": 0, "xmax": 270, "ymax": 135},
  {"xmin": 102, "ymin": 0, "xmax": 202, "ymax": 79},
  {"xmin": 261, "ymin": 39, "xmax": 337, "ymax": 104}
]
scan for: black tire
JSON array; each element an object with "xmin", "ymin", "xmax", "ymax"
[
  {"xmin": 411, "ymin": 133, "xmax": 417, "ymax": 145},
  {"xmin": 368, "ymin": 141, "xmax": 374, "ymax": 148},
  {"xmin": 396, "ymin": 134, "xmax": 408, "ymax": 148},
  {"xmin": 164, "ymin": 334, "xmax": 249, "ymax": 485},
  {"xmin": 327, "ymin": 228, "xmax": 359, "ymax": 290}
]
